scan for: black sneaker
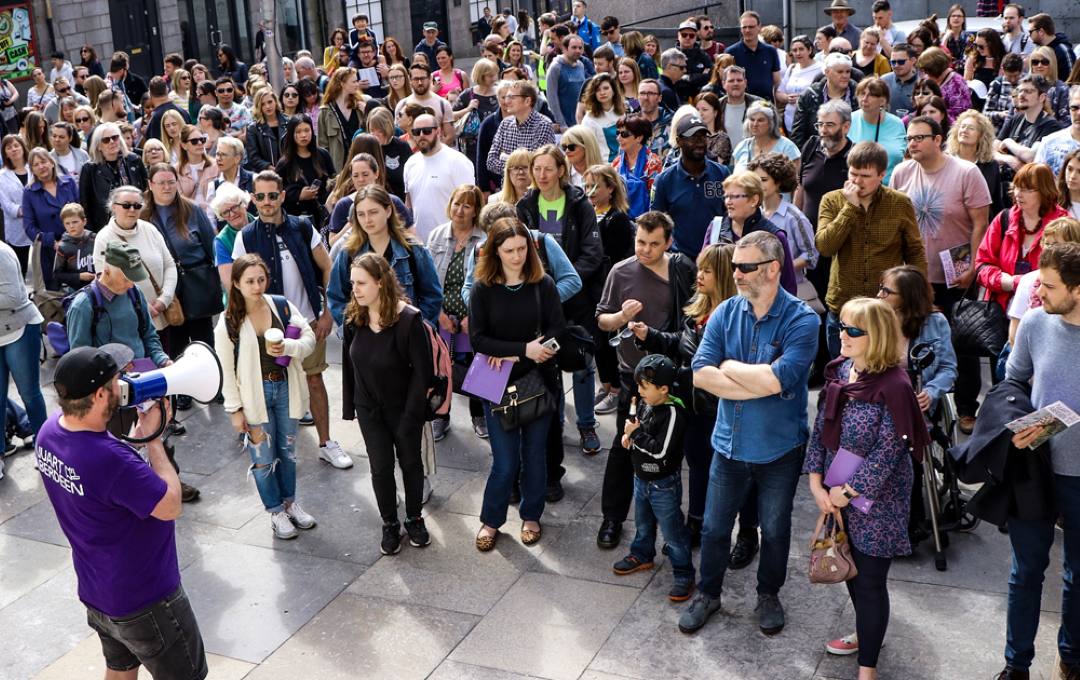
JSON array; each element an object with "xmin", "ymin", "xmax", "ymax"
[
  {"xmin": 404, "ymin": 517, "xmax": 430, "ymax": 547},
  {"xmin": 612, "ymin": 555, "xmax": 653, "ymax": 574},
  {"xmin": 381, "ymin": 522, "xmax": 402, "ymax": 555},
  {"xmin": 546, "ymin": 481, "xmax": 565, "ymax": 502},
  {"xmin": 176, "ymin": 395, "xmax": 193, "ymax": 411},
  {"xmin": 729, "ymin": 531, "xmax": 759, "ymax": 570},
  {"xmin": 580, "ymin": 427, "xmax": 601, "ymax": 454}
]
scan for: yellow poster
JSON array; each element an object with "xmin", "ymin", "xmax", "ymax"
[{"xmin": 0, "ymin": 4, "xmax": 37, "ymax": 81}]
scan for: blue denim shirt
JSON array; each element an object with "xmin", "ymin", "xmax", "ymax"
[
  {"xmin": 327, "ymin": 237, "xmax": 443, "ymax": 327},
  {"xmin": 691, "ymin": 288, "xmax": 820, "ymax": 463}
]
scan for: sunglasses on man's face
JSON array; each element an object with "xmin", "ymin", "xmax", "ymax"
[
  {"xmin": 253, "ymin": 192, "xmax": 281, "ymax": 202},
  {"xmin": 217, "ymin": 87, "xmax": 234, "ymax": 94},
  {"xmin": 733, "ymin": 259, "xmax": 775, "ymax": 274},
  {"xmin": 838, "ymin": 322, "xmax": 869, "ymax": 338},
  {"xmin": 411, "ymin": 126, "xmax": 437, "ymax": 136},
  {"xmin": 56, "ymin": 87, "xmax": 70, "ymax": 95}
]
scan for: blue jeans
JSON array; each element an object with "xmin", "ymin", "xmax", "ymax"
[
  {"xmin": 6, "ymin": 397, "xmax": 31, "ymax": 439},
  {"xmin": 571, "ymin": 364, "xmax": 597, "ymax": 430},
  {"xmin": 0, "ymin": 324, "xmax": 47, "ymax": 440},
  {"xmin": 1005, "ymin": 474, "xmax": 1080, "ymax": 669},
  {"xmin": 481, "ymin": 402, "xmax": 551, "ymax": 528},
  {"xmin": 825, "ymin": 311, "xmax": 842, "ymax": 359},
  {"xmin": 630, "ymin": 473, "xmax": 695, "ymax": 583},
  {"xmin": 247, "ymin": 380, "xmax": 298, "ymax": 513},
  {"xmin": 697, "ymin": 445, "xmax": 804, "ymax": 599}
]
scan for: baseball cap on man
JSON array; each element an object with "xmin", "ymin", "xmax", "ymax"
[
  {"xmin": 54, "ymin": 344, "xmax": 135, "ymax": 399},
  {"xmin": 677, "ymin": 115, "xmax": 709, "ymax": 138},
  {"xmin": 423, "ymin": 21, "xmax": 438, "ymax": 31},
  {"xmin": 103, "ymin": 241, "xmax": 149, "ymax": 283},
  {"xmin": 678, "ymin": 20, "xmax": 698, "ymax": 32}
]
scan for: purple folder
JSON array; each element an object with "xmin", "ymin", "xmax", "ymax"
[
  {"xmin": 440, "ymin": 328, "xmax": 471, "ymax": 353},
  {"xmin": 824, "ymin": 447, "xmax": 874, "ymax": 514},
  {"xmin": 275, "ymin": 325, "xmax": 303, "ymax": 367},
  {"xmin": 461, "ymin": 353, "xmax": 512, "ymax": 402},
  {"xmin": 130, "ymin": 358, "xmax": 157, "ymax": 373}
]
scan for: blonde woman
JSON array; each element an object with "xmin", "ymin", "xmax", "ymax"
[
  {"xmin": 142, "ymin": 138, "xmax": 168, "ymax": 171},
  {"xmin": 947, "ymin": 109, "xmax": 1003, "ymax": 218},
  {"xmin": 617, "ymin": 57, "xmax": 641, "ymax": 109},
  {"xmin": 160, "ymin": 109, "xmax": 186, "ymax": 165},
  {"xmin": 169, "ymin": 68, "xmax": 193, "ymax": 110},
  {"xmin": 559, "ymin": 124, "xmax": 603, "ymax": 186},
  {"xmin": 1029, "ymin": 45, "xmax": 1071, "ymax": 125},
  {"xmin": 175, "ymin": 124, "xmax": 219, "ymax": 217},
  {"xmin": 317, "ymin": 67, "xmax": 365, "ymax": 171},
  {"xmin": 83, "ymin": 75, "xmax": 107, "ymax": 109},
  {"xmin": 453, "ymin": 58, "xmax": 500, "ymax": 165},
  {"xmin": 491, "ymin": 148, "xmax": 533, "ymax": 204},
  {"xmin": 72, "ymin": 105, "xmax": 97, "ymax": 145}
]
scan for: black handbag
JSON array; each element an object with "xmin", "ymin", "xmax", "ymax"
[
  {"xmin": 159, "ymin": 226, "xmax": 225, "ymax": 320},
  {"xmin": 951, "ymin": 264, "xmax": 1008, "ymax": 358},
  {"xmin": 555, "ymin": 324, "xmax": 596, "ymax": 372},
  {"xmin": 491, "ymin": 368, "xmax": 557, "ymax": 431}
]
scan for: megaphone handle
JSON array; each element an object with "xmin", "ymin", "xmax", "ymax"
[{"xmin": 121, "ymin": 400, "xmax": 170, "ymax": 445}]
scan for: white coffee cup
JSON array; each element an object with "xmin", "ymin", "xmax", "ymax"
[{"xmin": 264, "ymin": 328, "xmax": 284, "ymax": 353}]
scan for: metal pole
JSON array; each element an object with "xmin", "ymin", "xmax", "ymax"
[{"xmin": 262, "ymin": 0, "xmax": 285, "ymax": 92}]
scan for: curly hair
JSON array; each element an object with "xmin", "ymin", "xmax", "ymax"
[
  {"xmin": 945, "ymin": 110, "xmax": 995, "ymax": 163},
  {"xmin": 746, "ymin": 151, "xmax": 798, "ymax": 194}
]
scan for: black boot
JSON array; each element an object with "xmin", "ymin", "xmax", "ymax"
[
  {"xmin": 729, "ymin": 529, "xmax": 759, "ymax": 570},
  {"xmin": 687, "ymin": 516, "xmax": 703, "ymax": 548}
]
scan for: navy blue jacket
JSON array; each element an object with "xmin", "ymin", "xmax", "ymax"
[
  {"xmin": 241, "ymin": 215, "xmax": 323, "ymax": 318},
  {"xmin": 23, "ymin": 174, "xmax": 79, "ymax": 281}
]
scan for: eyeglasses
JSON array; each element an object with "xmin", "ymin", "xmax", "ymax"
[
  {"xmin": 679, "ymin": 32, "xmax": 697, "ymax": 39},
  {"xmin": 889, "ymin": 59, "xmax": 907, "ymax": 66},
  {"xmin": 956, "ymin": 123, "xmax": 980, "ymax": 132},
  {"xmin": 724, "ymin": 193, "xmax": 749, "ymax": 202},
  {"xmin": 112, "ymin": 201, "xmax": 143, "ymax": 210},
  {"xmin": 976, "ymin": 43, "xmax": 988, "ymax": 50},
  {"xmin": 411, "ymin": 126, "xmax": 437, "ymax": 136},
  {"xmin": 877, "ymin": 284, "xmax": 898, "ymax": 297},
  {"xmin": 638, "ymin": 90, "xmax": 660, "ymax": 97},
  {"xmin": 100, "ymin": 134, "xmax": 120, "ymax": 144},
  {"xmin": 216, "ymin": 87, "xmax": 234, "ymax": 94},
  {"xmin": 733, "ymin": 259, "xmax": 776, "ymax": 273},
  {"xmin": 152, "ymin": 180, "xmax": 178, "ymax": 187},
  {"xmin": 388, "ymin": 75, "xmax": 405, "ymax": 81},
  {"xmin": 508, "ymin": 166, "xmax": 529, "ymax": 174},
  {"xmin": 180, "ymin": 75, "xmax": 191, "ymax": 80},
  {"xmin": 222, "ymin": 203, "xmax": 245, "ymax": 216},
  {"xmin": 905, "ymin": 134, "xmax": 935, "ymax": 143},
  {"xmin": 814, "ymin": 122, "xmax": 839, "ymax": 130},
  {"xmin": 411, "ymin": 76, "xmax": 430, "ymax": 83},
  {"xmin": 56, "ymin": 87, "xmax": 70, "ymax": 94},
  {"xmin": 253, "ymin": 192, "xmax": 281, "ymax": 202},
  {"xmin": 186, "ymin": 136, "xmax": 208, "ymax": 145},
  {"xmin": 838, "ymin": 321, "xmax": 868, "ymax": 338},
  {"xmin": 673, "ymin": 63, "xmax": 687, "ymax": 70},
  {"xmin": 75, "ymin": 116, "xmax": 90, "ymax": 123},
  {"xmin": 1030, "ymin": 58, "xmax": 1051, "ymax": 66},
  {"xmin": 601, "ymin": 29, "xmax": 616, "ymax": 36}
]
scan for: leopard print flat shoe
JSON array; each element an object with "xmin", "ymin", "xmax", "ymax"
[
  {"xmin": 476, "ymin": 528, "xmax": 499, "ymax": 551},
  {"xmin": 521, "ymin": 524, "xmax": 542, "ymax": 546}
]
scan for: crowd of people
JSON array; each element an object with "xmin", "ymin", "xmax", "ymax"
[{"xmin": 7, "ymin": 2, "xmax": 1080, "ymax": 679}]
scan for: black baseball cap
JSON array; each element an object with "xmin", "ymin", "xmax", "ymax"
[
  {"xmin": 54, "ymin": 344, "xmax": 134, "ymax": 399},
  {"xmin": 634, "ymin": 354, "xmax": 678, "ymax": 388},
  {"xmin": 676, "ymin": 115, "xmax": 709, "ymax": 138}
]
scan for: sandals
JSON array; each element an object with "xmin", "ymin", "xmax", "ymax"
[
  {"xmin": 521, "ymin": 523, "xmax": 542, "ymax": 546},
  {"xmin": 476, "ymin": 528, "xmax": 499, "ymax": 552}
]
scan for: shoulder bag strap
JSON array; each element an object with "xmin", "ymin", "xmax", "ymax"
[{"xmin": 533, "ymin": 283, "xmax": 542, "ymax": 338}]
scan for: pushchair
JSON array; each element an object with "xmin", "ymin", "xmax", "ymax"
[
  {"xmin": 910, "ymin": 342, "xmax": 981, "ymax": 572},
  {"xmin": 29, "ymin": 235, "xmax": 65, "ymax": 363}
]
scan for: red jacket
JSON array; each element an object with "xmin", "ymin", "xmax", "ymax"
[{"xmin": 975, "ymin": 204, "xmax": 1069, "ymax": 310}]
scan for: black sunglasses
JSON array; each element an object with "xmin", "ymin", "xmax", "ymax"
[
  {"xmin": 560, "ymin": 143, "xmax": 579, "ymax": 152},
  {"xmin": 1030, "ymin": 58, "xmax": 1051, "ymax": 66},
  {"xmin": 99, "ymin": 134, "xmax": 120, "ymax": 144},
  {"xmin": 838, "ymin": 321, "xmax": 868, "ymax": 338},
  {"xmin": 411, "ymin": 126, "xmax": 437, "ymax": 136},
  {"xmin": 733, "ymin": 259, "xmax": 775, "ymax": 273},
  {"xmin": 113, "ymin": 201, "xmax": 143, "ymax": 210},
  {"xmin": 217, "ymin": 87, "xmax": 234, "ymax": 94},
  {"xmin": 75, "ymin": 116, "xmax": 90, "ymax": 123},
  {"xmin": 253, "ymin": 192, "xmax": 281, "ymax": 202},
  {"xmin": 616, "ymin": 130, "xmax": 636, "ymax": 138},
  {"xmin": 186, "ymin": 136, "xmax": 208, "ymax": 144}
]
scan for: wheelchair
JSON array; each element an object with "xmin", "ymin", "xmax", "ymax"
[{"xmin": 910, "ymin": 342, "xmax": 980, "ymax": 572}]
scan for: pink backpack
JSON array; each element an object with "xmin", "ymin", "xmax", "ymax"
[{"xmin": 396, "ymin": 307, "xmax": 452, "ymax": 419}]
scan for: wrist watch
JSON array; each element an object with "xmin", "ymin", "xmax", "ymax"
[{"xmin": 841, "ymin": 486, "xmax": 856, "ymax": 500}]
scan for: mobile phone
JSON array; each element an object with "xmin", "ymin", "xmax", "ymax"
[
  {"xmin": 310, "ymin": 179, "xmax": 322, "ymax": 190},
  {"xmin": 541, "ymin": 337, "xmax": 560, "ymax": 352}
]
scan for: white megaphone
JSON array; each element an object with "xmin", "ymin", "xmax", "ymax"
[{"xmin": 118, "ymin": 341, "xmax": 223, "ymax": 407}]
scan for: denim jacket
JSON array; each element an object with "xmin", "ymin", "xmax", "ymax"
[
  {"xmin": 426, "ymin": 222, "xmax": 486, "ymax": 285},
  {"xmin": 461, "ymin": 230, "xmax": 582, "ymax": 308},
  {"xmin": 910, "ymin": 312, "xmax": 958, "ymax": 413},
  {"xmin": 327, "ymin": 237, "xmax": 443, "ymax": 327}
]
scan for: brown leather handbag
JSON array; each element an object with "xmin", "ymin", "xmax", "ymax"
[{"xmin": 809, "ymin": 511, "xmax": 858, "ymax": 584}]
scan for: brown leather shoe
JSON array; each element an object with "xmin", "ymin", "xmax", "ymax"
[
  {"xmin": 959, "ymin": 415, "xmax": 977, "ymax": 435},
  {"xmin": 180, "ymin": 483, "xmax": 200, "ymax": 502},
  {"xmin": 521, "ymin": 523, "xmax": 542, "ymax": 545},
  {"xmin": 993, "ymin": 667, "xmax": 1029, "ymax": 680}
]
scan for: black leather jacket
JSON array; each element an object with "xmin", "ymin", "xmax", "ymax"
[
  {"xmin": 245, "ymin": 115, "xmax": 291, "ymax": 172},
  {"xmin": 78, "ymin": 153, "xmax": 149, "ymax": 231}
]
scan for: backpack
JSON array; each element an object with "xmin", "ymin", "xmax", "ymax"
[
  {"xmin": 46, "ymin": 285, "xmax": 147, "ymax": 357},
  {"xmin": 224, "ymin": 295, "xmax": 291, "ymax": 368},
  {"xmin": 395, "ymin": 307, "xmax": 452, "ymax": 421}
]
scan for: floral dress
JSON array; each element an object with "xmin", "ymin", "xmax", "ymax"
[{"xmin": 803, "ymin": 360, "xmax": 914, "ymax": 559}]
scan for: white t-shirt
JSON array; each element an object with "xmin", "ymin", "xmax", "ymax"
[
  {"xmin": 778, "ymin": 62, "xmax": 823, "ymax": 131},
  {"xmin": 55, "ymin": 150, "xmax": 78, "ymax": 175},
  {"xmin": 232, "ymin": 225, "xmax": 323, "ymax": 323},
  {"xmin": 403, "ymin": 144, "xmax": 475, "ymax": 243},
  {"xmin": 1008, "ymin": 270, "xmax": 1039, "ymax": 320}
]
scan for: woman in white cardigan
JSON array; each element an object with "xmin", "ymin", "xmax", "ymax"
[
  {"xmin": 92, "ymin": 185, "xmax": 178, "ymax": 332},
  {"xmin": 216, "ymin": 253, "xmax": 317, "ymax": 541}
]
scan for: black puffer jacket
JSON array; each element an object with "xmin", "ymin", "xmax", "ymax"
[
  {"xmin": 790, "ymin": 79, "xmax": 860, "ymax": 151},
  {"xmin": 78, "ymin": 153, "xmax": 149, "ymax": 231}
]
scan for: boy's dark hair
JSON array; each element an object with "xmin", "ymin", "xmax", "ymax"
[
  {"xmin": 51, "ymin": 51, "xmax": 64, "ymax": 60},
  {"xmin": 637, "ymin": 211, "xmax": 674, "ymax": 241},
  {"xmin": 600, "ymin": 15, "xmax": 620, "ymax": 32},
  {"xmin": 908, "ymin": 115, "xmax": 943, "ymax": 139},
  {"xmin": 164, "ymin": 53, "xmax": 183, "ymax": 68},
  {"xmin": 1002, "ymin": 52, "xmax": 1024, "ymax": 73},
  {"xmin": 593, "ymin": 45, "xmax": 615, "ymax": 63},
  {"xmin": 871, "ymin": 0, "xmax": 891, "ymax": 12},
  {"xmin": 847, "ymin": 141, "xmax": 889, "ymax": 174},
  {"xmin": 1040, "ymin": 242, "xmax": 1080, "ymax": 289}
]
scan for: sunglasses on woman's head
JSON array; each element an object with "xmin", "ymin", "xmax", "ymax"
[{"xmin": 838, "ymin": 322, "xmax": 868, "ymax": 338}]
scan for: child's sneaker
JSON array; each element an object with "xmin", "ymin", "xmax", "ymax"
[
  {"xmin": 613, "ymin": 555, "xmax": 654, "ymax": 575},
  {"xmin": 669, "ymin": 582, "xmax": 696, "ymax": 601}
]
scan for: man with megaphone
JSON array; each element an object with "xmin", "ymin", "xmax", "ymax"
[
  {"xmin": 35, "ymin": 343, "xmax": 209, "ymax": 680},
  {"xmin": 65, "ymin": 241, "xmax": 201, "ymax": 502}
]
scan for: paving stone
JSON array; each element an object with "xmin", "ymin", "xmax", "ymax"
[
  {"xmin": 531, "ymin": 515, "xmax": 666, "ymax": 588},
  {"xmin": 815, "ymin": 580, "xmax": 1060, "ymax": 680},
  {"xmin": 174, "ymin": 519, "xmax": 236, "ymax": 571},
  {"xmin": 0, "ymin": 533, "xmax": 70, "ymax": 608},
  {"xmin": 170, "ymin": 403, "xmax": 249, "ymax": 476},
  {"xmin": 450, "ymin": 572, "xmax": 640, "ymax": 680},
  {"xmin": 31, "ymin": 634, "xmax": 255, "ymax": 680},
  {"xmin": 589, "ymin": 562, "xmax": 847, "ymax": 680},
  {"xmin": 347, "ymin": 510, "xmax": 554, "ymax": 615},
  {"xmin": 0, "ymin": 583, "xmax": 95, "ymax": 680},
  {"xmin": 577, "ymin": 672, "xmax": 643, "ymax": 680},
  {"xmin": 429, "ymin": 661, "xmax": 549, "ymax": 679},
  {"xmin": 0, "ymin": 449, "xmax": 48, "ymax": 526},
  {"xmin": 0, "ymin": 498, "xmax": 69, "ymax": 547},
  {"xmin": 244, "ymin": 591, "xmax": 477, "ymax": 680},
  {"xmin": 181, "ymin": 541, "xmax": 363, "ymax": 663}
]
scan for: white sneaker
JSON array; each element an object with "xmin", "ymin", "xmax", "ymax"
[
  {"xmin": 0, "ymin": 457, "xmax": 5, "ymax": 480},
  {"xmin": 271, "ymin": 511, "xmax": 298, "ymax": 539},
  {"xmin": 319, "ymin": 440, "xmax": 353, "ymax": 469},
  {"xmin": 422, "ymin": 476, "xmax": 433, "ymax": 504},
  {"xmin": 286, "ymin": 502, "xmax": 316, "ymax": 529}
]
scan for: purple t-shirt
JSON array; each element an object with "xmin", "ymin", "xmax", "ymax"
[{"xmin": 36, "ymin": 411, "xmax": 179, "ymax": 618}]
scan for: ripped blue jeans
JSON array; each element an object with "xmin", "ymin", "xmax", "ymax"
[{"xmin": 248, "ymin": 379, "xmax": 298, "ymax": 513}]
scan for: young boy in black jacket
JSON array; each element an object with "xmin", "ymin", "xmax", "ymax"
[
  {"xmin": 613, "ymin": 354, "xmax": 695, "ymax": 601},
  {"xmin": 52, "ymin": 203, "xmax": 95, "ymax": 292}
]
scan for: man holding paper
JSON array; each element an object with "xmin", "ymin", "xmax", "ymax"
[
  {"xmin": 679, "ymin": 231, "xmax": 818, "ymax": 637},
  {"xmin": 999, "ymin": 242, "xmax": 1080, "ymax": 680}
]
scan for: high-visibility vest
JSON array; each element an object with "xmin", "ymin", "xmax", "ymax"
[{"xmin": 536, "ymin": 36, "xmax": 551, "ymax": 92}]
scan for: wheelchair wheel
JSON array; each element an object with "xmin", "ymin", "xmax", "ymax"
[{"xmin": 942, "ymin": 497, "xmax": 981, "ymax": 533}]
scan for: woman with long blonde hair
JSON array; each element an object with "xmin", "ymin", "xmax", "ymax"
[
  {"xmin": 159, "ymin": 109, "xmax": 186, "ymax": 165},
  {"xmin": 216, "ymin": 253, "xmax": 317, "ymax": 540},
  {"xmin": 317, "ymin": 67, "xmax": 365, "ymax": 170},
  {"xmin": 559, "ymin": 125, "xmax": 603, "ymax": 186},
  {"xmin": 169, "ymin": 68, "xmax": 193, "ymax": 110},
  {"xmin": 492, "ymin": 148, "xmax": 533, "ymax": 204}
]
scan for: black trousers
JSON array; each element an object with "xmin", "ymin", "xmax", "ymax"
[
  {"xmin": 357, "ymin": 412, "xmax": 424, "ymax": 524},
  {"xmin": 160, "ymin": 316, "xmax": 215, "ymax": 359},
  {"xmin": 845, "ymin": 542, "xmax": 893, "ymax": 669},
  {"xmin": 931, "ymin": 283, "xmax": 986, "ymax": 417},
  {"xmin": 601, "ymin": 370, "xmax": 640, "ymax": 522}
]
